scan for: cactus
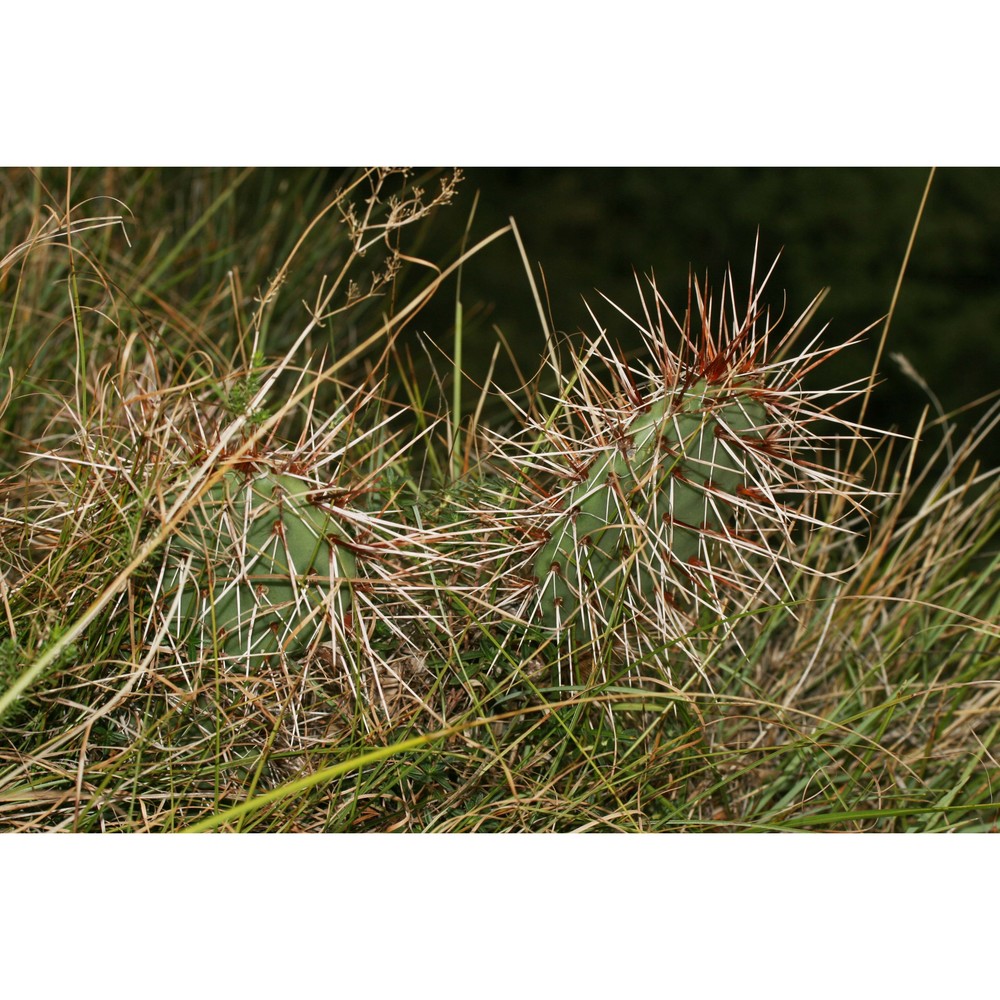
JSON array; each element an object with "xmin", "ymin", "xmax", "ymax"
[
  {"xmin": 532, "ymin": 378, "xmax": 769, "ymax": 643},
  {"xmin": 153, "ymin": 260, "xmax": 870, "ymax": 701},
  {"xmin": 166, "ymin": 469, "xmax": 357, "ymax": 660},
  {"xmin": 454, "ymin": 264, "xmax": 876, "ymax": 667}
]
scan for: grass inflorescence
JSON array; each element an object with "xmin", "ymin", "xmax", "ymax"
[{"xmin": 0, "ymin": 167, "xmax": 997, "ymax": 832}]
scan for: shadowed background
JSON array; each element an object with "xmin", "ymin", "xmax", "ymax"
[{"xmin": 407, "ymin": 167, "xmax": 999, "ymax": 467}]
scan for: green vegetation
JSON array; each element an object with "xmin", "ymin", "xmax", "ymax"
[{"xmin": 1, "ymin": 167, "xmax": 997, "ymax": 832}]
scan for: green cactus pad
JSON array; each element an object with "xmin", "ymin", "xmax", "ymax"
[
  {"xmin": 166, "ymin": 471, "xmax": 356, "ymax": 660},
  {"xmin": 533, "ymin": 379, "xmax": 767, "ymax": 641}
]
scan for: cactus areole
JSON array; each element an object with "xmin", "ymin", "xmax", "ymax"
[
  {"xmin": 533, "ymin": 379, "xmax": 768, "ymax": 641},
  {"xmin": 167, "ymin": 471, "xmax": 356, "ymax": 659}
]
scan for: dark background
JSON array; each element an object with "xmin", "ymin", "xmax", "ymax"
[{"xmin": 404, "ymin": 167, "xmax": 999, "ymax": 467}]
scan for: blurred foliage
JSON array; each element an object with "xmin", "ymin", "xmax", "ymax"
[{"xmin": 410, "ymin": 167, "xmax": 1000, "ymax": 464}]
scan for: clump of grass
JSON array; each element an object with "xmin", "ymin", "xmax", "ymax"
[{"xmin": 0, "ymin": 167, "xmax": 997, "ymax": 832}]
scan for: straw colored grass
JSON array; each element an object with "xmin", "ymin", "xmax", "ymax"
[{"xmin": 1, "ymin": 167, "xmax": 997, "ymax": 832}]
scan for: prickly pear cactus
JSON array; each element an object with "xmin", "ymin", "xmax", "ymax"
[
  {"xmin": 454, "ymin": 266, "xmax": 877, "ymax": 668},
  {"xmin": 533, "ymin": 378, "xmax": 768, "ymax": 641},
  {"xmin": 165, "ymin": 470, "xmax": 357, "ymax": 660}
]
